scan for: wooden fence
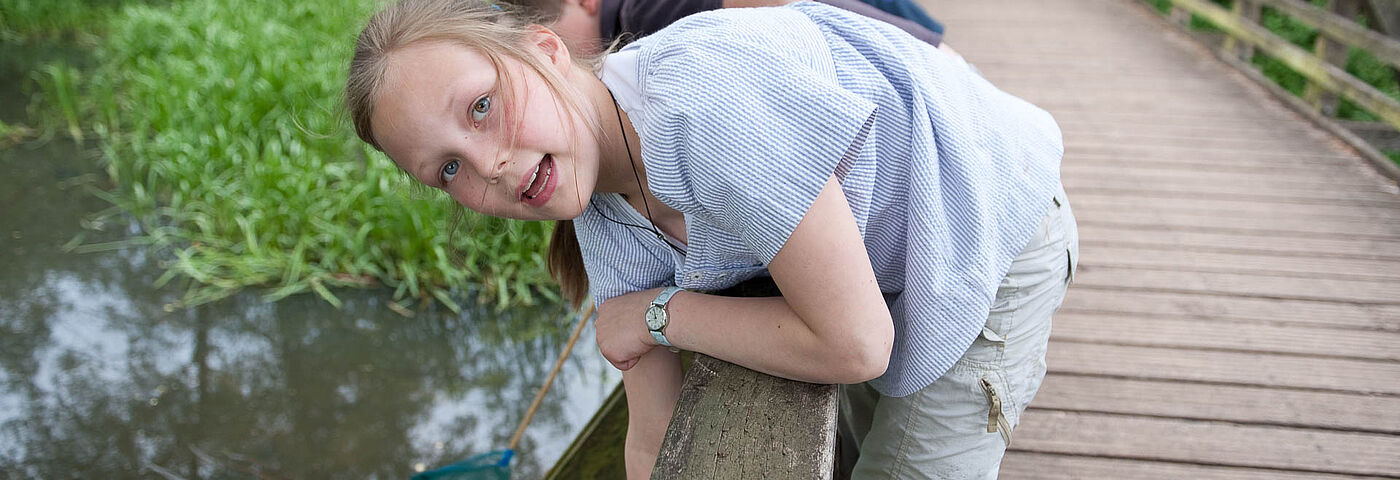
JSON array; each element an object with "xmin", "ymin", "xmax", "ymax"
[
  {"xmin": 1158, "ymin": 0, "xmax": 1400, "ymax": 179},
  {"xmin": 1166, "ymin": 0, "xmax": 1400, "ymax": 124}
]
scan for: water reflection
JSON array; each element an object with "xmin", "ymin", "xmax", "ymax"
[{"xmin": 0, "ymin": 136, "xmax": 620, "ymax": 479}]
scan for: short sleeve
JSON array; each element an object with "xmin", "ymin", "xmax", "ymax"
[{"xmin": 634, "ymin": 9, "xmax": 878, "ymax": 263}]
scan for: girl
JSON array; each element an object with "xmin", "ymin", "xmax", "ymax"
[{"xmin": 346, "ymin": 0, "xmax": 1077, "ymax": 478}]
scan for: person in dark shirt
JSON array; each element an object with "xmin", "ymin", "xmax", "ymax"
[
  {"xmin": 514, "ymin": 0, "xmax": 961, "ymax": 58},
  {"xmin": 854, "ymin": 0, "xmax": 943, "ymax": 34}
]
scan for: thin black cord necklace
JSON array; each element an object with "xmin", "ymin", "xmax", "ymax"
[{"xmin": 600, "ymin": 89, "xmax": 686, "ymax": 256}]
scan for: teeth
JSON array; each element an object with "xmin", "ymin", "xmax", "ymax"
[{"xmin": 525, "ymin": 162, "xmax": 550, "ymax": 200}]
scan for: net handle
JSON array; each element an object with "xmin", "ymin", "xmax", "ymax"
[{"xmin": 507, "ymin": 301, "xmax": 595, "ymax": 451}]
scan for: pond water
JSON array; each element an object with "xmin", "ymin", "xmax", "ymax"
[{"xmin": 0, "ymin": 48, "xmax": 620, "ymax": 480}]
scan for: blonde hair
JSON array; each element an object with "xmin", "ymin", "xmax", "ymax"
[{"xmin": 346, "ymin": 0, "xmax": 593, "ymax": 309}]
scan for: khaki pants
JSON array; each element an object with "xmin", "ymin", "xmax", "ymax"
[{"xmin": 840, "ymin": 188, "xmax": 1078, "ymax": 479}]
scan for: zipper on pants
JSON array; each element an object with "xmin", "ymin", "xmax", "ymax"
[{"xmin": 980, "ymin": 375, "xmax": 1013, "ymax": 446}]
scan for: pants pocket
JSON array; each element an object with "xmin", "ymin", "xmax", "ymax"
[
  {"xmin": 1055, "ymin": 187, "xmax": 1079, "ymax": 285},
  {"xmin": 962, "ymin": 320, "xmax": 1009, "ymax": 368}
]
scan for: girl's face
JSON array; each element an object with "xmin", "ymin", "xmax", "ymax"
[{"xmin": 371, "ymin": 37, "xmax": 599, "ymax": 221}]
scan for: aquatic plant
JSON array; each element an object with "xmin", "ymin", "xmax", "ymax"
[
  {"xmin": 0, "ymin": 119, "xmax": 35, "ymax": 146},
  {"xmin": 34, "ymin": 63, "xmax": 84, "ymax": 141},
  {"xmin": 62, "ymin": 0, "xmax": 555, "ymax": 309}
]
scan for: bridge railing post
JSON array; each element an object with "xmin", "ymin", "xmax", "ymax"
[
  {"xmin": 1170, "ymin": 3, "xmax": 1193, "ymax": 29},
  {"xmin": 1223, "ymin": 0, "xmax": 1263, "ymax": 61},
  {"xmin": 1306, "ymin": 0, "xmax": 1363, "ymax": 116}
]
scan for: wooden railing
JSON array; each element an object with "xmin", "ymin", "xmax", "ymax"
[
  {"xmin": 650, "ymin": 354, "xmax": 838, "ymax": 480},
  {"xmin": 1156, "ymin": 0, "xmax": 1400, "ymax": 179},
  {"xmin": 1164, "ymin": 0, "xmax": 1400, "ymax": 126},
  {"xmin": 650, "ymin": 278, "xmax": 838, "ymax": 480},
  {"xmin": 545, "ymin": 276, "xmax": 839, "ymax": 480}
]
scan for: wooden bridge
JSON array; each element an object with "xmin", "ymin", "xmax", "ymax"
[
  {"xmin": 555, "ymin": 1, "xmax": 1400, "ymax": 478},
  {"xmin": 924, "ymin": 0, "xmax": 1400, "ymax": 477}
]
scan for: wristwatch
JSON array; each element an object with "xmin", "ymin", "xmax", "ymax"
[{"xmin": 645, "ymin": 286, "xmax": 684, "ymax": 350}]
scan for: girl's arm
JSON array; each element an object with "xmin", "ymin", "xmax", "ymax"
[
  {"xmin": 595, "ymin": 176, "xmax": 894, "ymax": 384},
  {"xmin": 621, "ymin": 348, "xmax": 684, "ymax": 479}
]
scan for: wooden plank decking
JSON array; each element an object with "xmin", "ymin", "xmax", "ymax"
[{"xmin": 918, "ymin": 0, "xmax": 1400, "ymax": 477}]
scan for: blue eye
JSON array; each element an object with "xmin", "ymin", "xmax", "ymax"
[
  {"xmin": 471, "ymin": 96, "xmax": 490, "ymax": 123},
  {"xmin": 441, "ymin": 160, "xmax": 459, "ymax": 183}
]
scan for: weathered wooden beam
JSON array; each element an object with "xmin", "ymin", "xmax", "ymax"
[
  {"xmin": 650, "ymin": 354, "xmax": 838, "ymax": 480},
  {"xmin": 1339, "ymin": 118, "xmax": 1400, "ymax": 149},
  {"xmin": 1169, "ymin": 0, "xmax": 1400, "ymax": 130}
]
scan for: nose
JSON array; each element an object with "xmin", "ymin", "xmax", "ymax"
[
  {"xmin": 485, "ymin": 154, "xmax": 509, "ymax": 184},
  {"xmin": 465, "ymin": 141, "xmax": 513, "ymax": 184}
]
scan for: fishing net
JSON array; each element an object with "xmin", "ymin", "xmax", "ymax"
[
  {"xmin": 412, "ymin": 450, "xmax": 513, "ymax": 480},
  {"xmin": 412, "ymin": 304, "xmax": 594, "ymax": 480}
]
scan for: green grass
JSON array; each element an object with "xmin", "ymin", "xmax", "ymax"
[
  {"xmin": 28, "ymin": 0, "xmax": 557, "ymax": 309},
  {"xmin": 0, "ymin": 0, "xmax": 138, "ymax": 43}
]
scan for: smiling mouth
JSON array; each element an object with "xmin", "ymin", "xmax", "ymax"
[{"xmin": 521, "ymin": 155, "xmax": 554, "ymax": 202}]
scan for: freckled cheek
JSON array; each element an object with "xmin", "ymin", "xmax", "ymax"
[
  {"xmin": 443, "ymin": 182, "xmax": 482, "ymax": 210},
  {"xmin": 515, "ymin": 99, "xmax": 566, "ymax": 151},
  {"xmin": 448, "ymin": 182, "xmax": 517, "ymax": 216}
]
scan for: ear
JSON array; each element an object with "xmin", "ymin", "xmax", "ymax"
[
  {"xmin": 528, "ymin": 25, "xmax": 573, "ymax": 75},
  {"xmin": 576, "ymin": 0, "xmax": 601, "ymax": 15}
]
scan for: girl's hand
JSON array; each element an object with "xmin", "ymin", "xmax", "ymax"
[{"xmin": 595, "ymin": 288, "xmax": 663, "ymax": 371}]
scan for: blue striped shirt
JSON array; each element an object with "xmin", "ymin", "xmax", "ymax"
[{"xmin": 580, "ymin": 2, "xmax": 1063, "ymax": 396}]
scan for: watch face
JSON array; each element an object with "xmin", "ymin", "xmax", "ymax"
[{"xmin": 645, "ymin": 306, "xmax": 665, "ymax": 330}]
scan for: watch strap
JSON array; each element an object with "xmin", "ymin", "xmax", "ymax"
[
  {"xmin": 652, "ymin": 286, "xmax": 683, "ymax": 308},
  {"xmin": 648, "ymin": 286, "xmax": 684, "ymax": 348},
  {"xmin": 650, "ymin": 330, "xmax": 673, "ymax": 348}
]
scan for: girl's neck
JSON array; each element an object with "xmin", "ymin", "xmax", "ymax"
[{"xmin": 584, "ymin": 73, "xmax": 682, "ymax": 224}]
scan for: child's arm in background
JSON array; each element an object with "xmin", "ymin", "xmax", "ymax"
[{"xmin": 621, "ymin": 348, "xmax": 683, "ymax": 479}]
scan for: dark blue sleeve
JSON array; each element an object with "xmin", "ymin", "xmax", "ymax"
[
  {"xmin": 613, "ymin": 0, "xmax": 723, "ymax": 45},
  {"xmin": 854, "ymin": 0, "xmax": 943, "ymax": 34},
  {"xmin": 816, "ymin": 0, "xmax": 942, "ymax": 46}
]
